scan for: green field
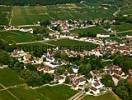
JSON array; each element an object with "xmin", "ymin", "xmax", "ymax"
[
  {"xmin": 0, "ymin": 30, "xmax": 38, "ymax": 43},
  {"xmin": 0, "ymin": 68, "xmax": 25, "ymax": 86},
  {"xmin": 0, "ymin": 68, "xmax": 77, "ymax": 100},
  {"xmin": 70, "ymin": 26, "xmax": 107, "ymax": 37},
  {"xmin": 118, "ymin": 31, "xmax": 132, "ymax": 36},
  {"xmin": 0, "ymin": 6, "xmax": 12, "ymax": 25},
  {"xmin": 0, "ymin": 90, "xmax": 16, "ymax": 100},
  {"xmin": 112, "ymin": 23, "xmax": 132, "ymax": 32},
  {"xmin": 47, "ymin": 38, "xmax": 97, "ymax": 51},
  {"xmin": 10, "ymin": 3, "xmax": 117, "ymax": 25},
  {"xmin": 0, "ymin": 85, "xmax": 77, "ymax": 100},
  {"xmin": 83, "ymin": 92, "xmax": 119, "ymax": 100}
]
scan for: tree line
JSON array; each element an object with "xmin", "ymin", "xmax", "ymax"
[{"xmin": 0, "ymin": 0, "xmax": 81, "ymax": 6}]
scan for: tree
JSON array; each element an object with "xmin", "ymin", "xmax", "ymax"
[
  {"xmin": 113, "ymin": 55, "xmax": 132, "ymax": 72},
  {"xmin": 101, "ymin": 74, "xmax": 114, "ymax": 87},
  {"xmin": 13, "ymin": 61, "xmax": 24, "ymax": 71},
  {"xmin": 113, "ymin": 79, "xmax": 131, "ymax": 100},
  {"xmin": 33, "ymin": 27, "xmax": 49, "ymax": 37},
  {"xmin": 41, "ymin": 73, "xmax": 54, "ymax": 84},
  {"xmin": 0, "ymin": 50, "xmax": 10, "ymax": 65},
  {"xmin": 55, "ymin": 65, "xmax": 65, "ymax": 75},
  {"xmin": 20, "ymin": 69, "xmax": 32, "ymax": 80},
  {"xmin": 27, "ymin": 71, "xmax": 43, "ymax": 86},
  {"xmin": 79, "ymin": 63, "xmax": 91, "ymax": 77},
  {"xmin": 65, "ymin": 76, "xmax": 70, "ymax": 84},
  {"xmin": 26, "ymin": 64, "xmax": 37, "ymax": 71},
  {"xmin": 40, "ymin": 19, "xmax": 50, "ymax": 27},
  {"xmin": 0, "ymin": 0, "xmax": 81, "ymax": 6},
  {"xmin": 89, "ymin": 56, "xmax": 104, "ymax": 70}
]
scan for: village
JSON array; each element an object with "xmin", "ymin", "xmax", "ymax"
[
  {"xmin": 10, "ymin": 38, "xmax": 132, "ymax": 96},
  {"xmin": 3, "ymin": 20, "xmax": 132, "ymax": 97}
]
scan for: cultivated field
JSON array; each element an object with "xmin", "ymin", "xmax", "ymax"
[
  {"xmin": 10, "ymin": 3, "xmax": 117, "ymax": 25},
  {"xmin": 0, "ymin": 6, "xmax": 12, "ymax": 25},
  {"xmin": 0, "ymin": 68, "xmax": 77, "ymax": 100},
  {"xmin": 70, "ymin": 26, "xmax": 107, "ymax": 37},
  {"xmin": 0, "ymin": 30, "xmax": 38, "ymax": 43},
  {"xmin": 112, "ymin": 23, "xmax": 132, "ymax": 32},
  {"xmin": 46, "ymin": 38, "xmax": 97, "ymax": 51},
  {"xmin": 0, "ymin": 68, "xmax": 25, "ymax": 86},
  {"xmin": 83, "ymin": 92, "xmax": 119, "ymax": 100},
  {"xmin": 17, "ymin": 42, "xmax": 54, "ymax": 52}
]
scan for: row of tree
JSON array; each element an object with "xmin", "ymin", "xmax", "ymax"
[{"xmin": 0, "ymin": 0, "xmax": 81, "ymax": 5}]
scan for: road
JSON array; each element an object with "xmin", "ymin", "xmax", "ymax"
[{"xmin": 9, "ymin": 39, "xmax": 58, "ymax": 46}]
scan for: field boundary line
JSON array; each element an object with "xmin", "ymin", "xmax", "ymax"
[{"xmin": 0, "ymin": 83, "xmax": 20, "ymax": 100}]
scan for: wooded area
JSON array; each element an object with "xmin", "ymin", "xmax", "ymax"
[{"xmin": 0, "ymin": 0, "xmax": 81, "ymax": 5}]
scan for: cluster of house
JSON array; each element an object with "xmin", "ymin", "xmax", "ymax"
[
  {"xmin": 10, "ymin": 48, "xmax": 132, "ymax": 96},
  {"xmin": 11, "ymin": 49, "xmax": 43, "ymax": 64},
  {"xmin": 103, "ymin": 40, "xmax": 132, "ymax": 55},
  {"xmin": 50, "ymin": 19, "xmax": 115, "ymax": 33},
  {"xmin": 50, "ymin": 19, "xmax": 106, "ymax": 33},
  {"xmin": 104, "ymin": 65, "xmax": 128, "ymax": 85}
]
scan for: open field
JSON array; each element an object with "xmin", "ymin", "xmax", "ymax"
[
  {"xmin": 0, "ymin": 90, "xmax": 16, "ymax": 100},
  {"xmin": 46, "ymin": 38, "xmax": 97, "ymax": 51},
  {"xmin": 118, "ymin": 31, "xmax": 132, "ymax": 36},
  {"xmin": 0, "ymin": 85, "xmax": 77, "ymax": 100},
  {"xmin": 0, "ymin": 30, "xmax": 38, "ymax": 43},
  {"xmin": 0, "ymin": 67, "xmax": 77, "ymax": 100},
  {"xmin": 70, "ymin": 26, "xmax": 107, "ymax": 37},
  {"xmin": 0, "ymin": 6, "xmax": 12, "ymax": 25},
  {"xmin": 112, "ymin": 23, "xmax": 132, "ymax": 32},
  {"xmin": 83, "ymin": 92, "xmax": 119, "ymax": 100},
  {"xmin": 0, "ymin": 68, "xmax": 25, "ymax": 86},
  {"xmin": 10, "ymin": 2, "xmax": 117, "ymax": 25}
]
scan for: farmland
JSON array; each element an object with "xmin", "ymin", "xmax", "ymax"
[
  {"xmin": 10, "ymin": 3, "xmax": 117, "ymax": 25},
  {"xmin": 0, "ymin": 30, "xmax": 38, "ymax": 43},
  {"xmin": 16, "ymin": 42, "xmax": 54, "ymax": 52},
  {"xmin": 0, "ymin": 68, "xmax": 77, "ymax": 100},
  {"xmin": 70, "ymin": 26, "xmax": 107, "ymax": 37},
  {"xmin": 46, "ymin": 38, "xmax": 97, "ymax": 51},
  {"xmin": 0, "ymin": 6, "xmax": 12, "ymax": 25},
  {"xmin": 112, "ymin": 23, "xmax": 132, "ymax": 32},
  {"xmin": 0, "ymin": 68, "xmax": 25, "ymax": 86},
  {"xmin": 83, "ymin": 92, "xmax": 119, "ymax": 100}
]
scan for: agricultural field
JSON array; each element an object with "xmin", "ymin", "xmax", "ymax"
[
  {"xmin": 118, "ymin": 31, "xmax": 132, "ymax": 36},
  {"xmin": 0, "ymin": 67, "xmax": 77, "ymax": 100},
  {"xmin": 46, "ymin": 38, "xmax": 97, "ymax": 51},
  {"xmin": 0, "ymin": 90, "xmax": 16, "ymax": 100},
  {"xmin": 70, "ymin": 26, "xmax": 107, "ymax": 37},
  {"xmin": 0, "ymin": 84, "xmax": 77, "ymax": 100},
  {"xmin": 0, "ymin": 30, "xmax": 38, "ymax": 43},
  {"xmin": 0, "ymin": 6, "xmax": 12, "ymax": 25},
  {"xmin": 111, "ymin": 23, "xmax": 132, "ymax": 32},
  {"xmin": 0, "ymin": 68, "xmax": 25, "ymax": 86},
  {"xmin": 16, "ymin": 42, "xmax": 54, "ymax": 52},
  {"xmin": 83, "ymin": 92, "xmax": 119, "ymax": 100},
  {"xmin": 10, "ymin": 3, "xmax": 117, "ymax": 25}
]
